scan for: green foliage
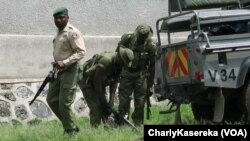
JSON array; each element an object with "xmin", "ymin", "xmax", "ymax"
[
  {"xmin": 11, "ymin": 119, "xmax": 22, "ymax": 126},
  {"xmin": 0, "ymin": 103, "xmax": 194, "ymax": 141}
]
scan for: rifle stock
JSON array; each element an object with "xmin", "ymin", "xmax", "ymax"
[
  {"xmin": 29, "ymin": 70, "xmax": 55, "ymax": 105},
  {"xmin": 146, "ymin": 89, "xmax": 153, "ymax": 120}
]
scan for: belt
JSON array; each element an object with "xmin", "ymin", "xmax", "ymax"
[{"xmin": 127, "ymin": 67, "xmax": 142, "ymax": 72}]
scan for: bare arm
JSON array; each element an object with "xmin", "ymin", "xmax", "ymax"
[{"xmin": 109, "ymin": 82, "xmax": 118, "ymax": 106}]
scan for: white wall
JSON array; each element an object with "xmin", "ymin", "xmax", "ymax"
[{"xmin": 0, "ymin": 0, "xmax": 169, "ymax": 83}]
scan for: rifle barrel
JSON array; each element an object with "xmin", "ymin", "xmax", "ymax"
[
  {"xmin": 29, "ymin": 75, "xmax": 51, "ymax": 105},
  {"xmin": 110, "ymin": 108, "xmax": 138, "ymax": 131}
]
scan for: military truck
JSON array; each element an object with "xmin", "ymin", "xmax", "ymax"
[{"xmin": 154, "ymin": 0, "xmax": 250, "ymax": 123}]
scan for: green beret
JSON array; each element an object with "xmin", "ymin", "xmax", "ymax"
[
  {"xmin": 53, "ymin": 7, "xmax": 68, "ymax": 16},
  {"xmin": 119, "ymin": 47, "xmax": 134, "ymax": 67}
]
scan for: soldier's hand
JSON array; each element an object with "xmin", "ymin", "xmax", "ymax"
[
  {"xmin": 55, "ymin": 61, "xmax": 65, "ymax": 69},
  {"xmin": 103, "ymin": 108, "xmax": 112, "ymax": 118},
  {"xmin": 147, "ymin": 85, "xmax": 153, "ymax": 97},
  {"xmin": 109, "ymin": 100, "xmax": 114, "ymax": 108}
]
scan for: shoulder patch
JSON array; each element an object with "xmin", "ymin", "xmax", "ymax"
[{"xmin": 72, "ymin": 32, "xmax": 80, "ymax": 39}]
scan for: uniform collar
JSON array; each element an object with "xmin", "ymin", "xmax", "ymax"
[{"xmin": 58, "ymin": 23, "xmax": 71, "ymax": 33}]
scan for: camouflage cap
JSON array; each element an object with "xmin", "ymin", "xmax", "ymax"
[
  {"xmin": 53, "ymin": 7, "xmax": 68, "ymax": 16},
  {"xmin": 118, "ymin": 47, "xmax": 134, "ymax": 67}
]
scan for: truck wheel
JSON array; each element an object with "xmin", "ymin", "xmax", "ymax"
[
  {"xmin": 223, "ymin": 102, "xmax": 242, "ymax": 122},
  {"xmin": 242, "ymin": 80, "xmax": 250, "ymax": 122},
  {"xmin": 191, "ymin": 103, "xmax": 213, "ymax": 121},
  {"xmin": 192, "ymin": 103, "xmax": 242, "ymax": 122}
]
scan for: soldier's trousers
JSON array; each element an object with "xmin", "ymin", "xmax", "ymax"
[
  {"xmin": 46, "ymin": 63, "xmax": 79, "ymax": 130},
  {"xmin": 118, "ymin": 75, "xmax": 147, "ymax": 126},
  {"xmin": 78, "ymin": 75, "xmax": 103, "ymax": 127}
]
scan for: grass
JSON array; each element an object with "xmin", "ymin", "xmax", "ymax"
[
  {"xmin": 145, "ymin": 103, "xmax": 195, "ymax": 125},
  {"xmin": 0, "ymin": 103, "xmax": 194, "ymax": 141}
]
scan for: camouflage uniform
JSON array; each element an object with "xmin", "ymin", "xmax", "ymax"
[
  {"xmin": 78, "ymin": 48, "xmax": 134, "ymax": 127},
  {"xmin": 117, "ymin": 24, "xmax": 157, "ymax": 126},
  {"xmin": 46, "ymin": 20, "xmax": 86, "ymax": 132}
]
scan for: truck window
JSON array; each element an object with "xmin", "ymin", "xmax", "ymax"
[
  {"xmin": 207, "ymin": 24, "xmax": 236, "ymax": 36},
  {"xmin": 203, "ymin": 21, "xmax": 250, "ymax": 36}
]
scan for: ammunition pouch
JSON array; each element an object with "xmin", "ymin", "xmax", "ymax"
[{"xmin": 82, "ymin": 54, "xmax": 101, "ymax": 76}]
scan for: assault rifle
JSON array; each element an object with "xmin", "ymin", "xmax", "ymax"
[
  {"xmin": 146, "ymin": 87, "xmax": 153, "ymax": 120},
  {"xmin": 29, "ymin": 70, "xmax": 55, "ymax": 105},
  {"xmin": 99, "ymin": 97, "xmax": 138, "ymax": 131},
  {"xmin": 110, "ymin": 105, "xmax": 138, "ymax": 131}
]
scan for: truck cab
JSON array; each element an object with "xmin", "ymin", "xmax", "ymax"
[{"xmin": 154, "ymin": 0, "xmax": 250, "ymax": 123}]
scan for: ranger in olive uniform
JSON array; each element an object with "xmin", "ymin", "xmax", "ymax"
[
  {"xmin": 46, "ymin": 7, "xmax": 86, "ymax": 135},
  {"xmin": 117, "ymin": 24, "xmax": 157, "ymax": 126},
  {"xmin": 78, "ymin": 48, "xmax": 134, "ymax": 127}
]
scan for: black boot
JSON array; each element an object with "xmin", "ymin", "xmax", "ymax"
[{"xmin": 64, "ymin": 126, "xmax": 80, "ymax": 136}]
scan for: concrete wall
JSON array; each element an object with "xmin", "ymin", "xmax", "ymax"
[
  {"xmin": 0, "ymin": 0, "xmax": 169, "ymax": 83},
  {"xmin": 0, "ymin": 83, "xmax": 89, "ymax": 123}
]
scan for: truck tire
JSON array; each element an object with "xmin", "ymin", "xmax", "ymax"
[
  {"xmin": 223, "ymin": 102, "xmax": 242, "ymax": 122},
  {"xmin": 220, "ymin": 88, "xmax": 242, "ymax": 122},
  {"xmin": 191, "ymin": 102, "xmax": 242, "ymax": 122},
  {"xmin": 242, "ymin": 80, "xmax": 250, "ymax": 123},
  {"xmin": 191, "ymin": 103, "xmax": 213, "ymax": 121}
]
